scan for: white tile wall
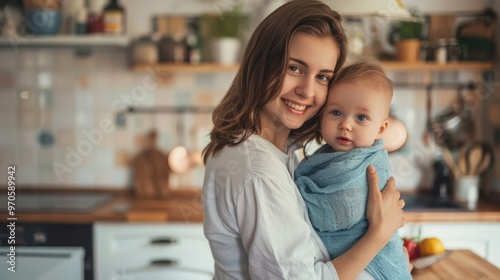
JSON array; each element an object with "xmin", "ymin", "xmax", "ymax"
[{"xmin": 0, "ymin": 47, "xmax": 227, "ymax": 187}]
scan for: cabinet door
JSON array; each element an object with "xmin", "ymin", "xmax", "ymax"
[
  {"xmin": 112, "ymin": 267, "xmax": 213, "ymax": 280},
  {"xmin": 399, "ymin": 222, "xmax": 500, "ymax": 268},
  {"xmin": 94, "ymin": 223, "xmax": 214, "ymax": 280}
]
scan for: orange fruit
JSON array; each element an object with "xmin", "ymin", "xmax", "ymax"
[{"xmin": 419, "ymin": 237, "xmax": 446, "ymax": 257}]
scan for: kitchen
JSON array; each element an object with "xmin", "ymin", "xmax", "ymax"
[{"xmin": 1, "ymin": 0, "xmax": 500, "ymax": 279}]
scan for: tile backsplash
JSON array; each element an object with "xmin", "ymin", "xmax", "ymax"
[
  {"xmin": 0, "ymin": 47, "xmax": 489, "ymax": 191},
  {"xmin": 0, "ymin": 47, "xmax": 230, "ymax": 189}
]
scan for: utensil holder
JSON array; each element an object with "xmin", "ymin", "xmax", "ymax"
[{"xmin": 453, "ymin": 175, "xmax": 479, "ymax": 209}]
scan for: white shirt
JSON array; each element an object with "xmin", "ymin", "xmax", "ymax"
[{"xmin": 202, "ymin": 134, "xmax": 375, "ymax": 279}]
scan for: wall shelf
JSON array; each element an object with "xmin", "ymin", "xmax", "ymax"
[
  {"xmin": 0, "ymin": 35, "xmax": 130, "ymax": 48},
  {"xmin": 381, "ymin": 61, "xmax": 494, "ymax": 72},
  {"xmin": 132, "ymin": 63, "xmax": 239, "ymax": 73},
  {"xmin": 132, "ymin": 61, "xmax": 493, "ymax": 73}
]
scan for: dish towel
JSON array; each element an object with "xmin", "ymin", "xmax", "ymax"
[{"xmin": 295, "ymin": 140, "xmax": 411, "ymax": 280}]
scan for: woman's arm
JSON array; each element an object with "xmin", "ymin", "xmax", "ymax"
[{"xmin": 331, "ymin": 165, "xmax": 405, "ymax": 280}]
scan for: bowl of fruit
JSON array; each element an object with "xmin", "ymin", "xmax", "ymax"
[{"xmin": 403, "ymin": 237, "xmax": 451, "ymax": 270}]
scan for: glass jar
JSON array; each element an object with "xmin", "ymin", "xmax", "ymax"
[{"xmin": 435, "ymin": 38, "xmax": 448, "ymax": 64}]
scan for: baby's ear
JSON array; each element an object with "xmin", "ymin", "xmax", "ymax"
[{"xmin": 376, "ymin": 120, "xmax": 389, "ymax": 140}]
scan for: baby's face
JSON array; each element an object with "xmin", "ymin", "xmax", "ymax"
[{"xmin": 321, "ymin": 82, "xmax": 390, "ymax": 151}]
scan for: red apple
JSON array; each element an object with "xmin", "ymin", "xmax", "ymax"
[{"xmin": 403, "ymin": 238, "xmax": 420, "ymax": 261}]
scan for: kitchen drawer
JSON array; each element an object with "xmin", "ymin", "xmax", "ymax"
[
  {"xmin": 113, "ymin": 266, "xmax": 213, "ymax": 280},
  {"xmin": 108, "ymin": 229, "xmax": 209, "ymax": 254},
  {"xmin": 94, "ymin": 223, "xmax": 214, "ymax": 280}
]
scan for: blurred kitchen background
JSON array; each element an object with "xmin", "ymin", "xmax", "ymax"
[
  {"xmin": 1, "ymin": 0, "xmax": 499, "ymax": 196},
  {"xmin": 1, "ymin": 0, "xmax": 500, "ymax": 279}
]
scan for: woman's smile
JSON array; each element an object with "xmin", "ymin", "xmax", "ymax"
[{"xmin": 282, "ymin": 99, "xmax": 309, "ymax": 113}]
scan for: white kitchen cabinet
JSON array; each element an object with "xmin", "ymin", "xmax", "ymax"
[
  {"xmin": 399, "ymin": 222, "xmax": 500, "ymax": 268},
  {"xmin": 0, "ymin": 247, "xmax": 84, "ymax": 280},
  {"xmin": 94, "ymin": 222, "xmax": 214, "ymax": 280}
]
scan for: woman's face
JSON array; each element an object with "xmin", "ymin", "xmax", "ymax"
[{"xmin": 260, "ymin": 32, "xmax": 339, "ymax": 137}]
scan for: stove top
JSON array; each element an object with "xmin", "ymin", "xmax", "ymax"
[{"xmin": 0, "ymin": 192, "xmax": 115, "ymax": 212}]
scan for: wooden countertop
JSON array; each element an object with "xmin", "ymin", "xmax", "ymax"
[
  {"xmin": 412, "ymin": 250, "xmax": 500, "ymax": 279},
  {"xmin": 2, "ymin": 188, "xmax": 500, "ymax": 224},
  {"xmin": 405, "ymin": 199, "xmax": 500, "ymax": 222},
  {"xmin": 0, "ymin": 188, "xmax": 205, "ymax": 224}
]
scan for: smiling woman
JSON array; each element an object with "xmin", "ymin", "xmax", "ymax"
[{"xmin": 201, "ymin": 1, "xmax": 407, "ymax": 280}]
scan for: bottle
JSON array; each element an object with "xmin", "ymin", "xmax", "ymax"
[
  {"xmin": 103, "ymin": 0, "xmax": 125, "ymax": 35},
  {"xmin": 185, "ymin": 17, "xmax": 201, "ymax": 64},
  {"xmin": 74, "ymin": 8, "xmax": 88, "ymax": 35},
  {"xmin": 87, "ymin": 0, "xmax": 105, "ymax": 33}
]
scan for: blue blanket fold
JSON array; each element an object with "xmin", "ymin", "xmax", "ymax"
[{"xmin": 295, "ymin": 140, "xmax": 411, "ymax": 280}]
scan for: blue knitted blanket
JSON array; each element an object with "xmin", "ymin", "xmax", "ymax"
[{"xmin": 295, "ymin": 140, "xmax": 411, "ymax": 280}]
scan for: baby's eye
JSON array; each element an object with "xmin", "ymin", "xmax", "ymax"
[
  {"xmin": 357, "ymin": 115, "xmax": 368, "ymax": 121},
  {"xmin": 331, "ymin": 110, "xmax": 341, "ymax": 116}
]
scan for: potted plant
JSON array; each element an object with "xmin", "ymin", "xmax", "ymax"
[
  {"xmin": 201, "ymin": 0, "xmax": 248, "ymax": 65},
  {"xmin": 395, "ymin": 13, "xmax": 423, "ymax": 62}
]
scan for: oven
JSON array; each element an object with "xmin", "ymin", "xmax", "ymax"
[{"xmin": 0, "ymin": 192, "xmax": 116, "ymax": 280}]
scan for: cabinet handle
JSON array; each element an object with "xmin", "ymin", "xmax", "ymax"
[
  {"xmin": 150, "ymin": 237, "xmax": 178, "ymax": 245},
  {"xmin": 150, "ymin": 259, "xmax": 178, "ymax": 267}
]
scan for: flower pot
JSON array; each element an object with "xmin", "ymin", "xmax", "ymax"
[
  {"xmin": 210, "ymin": 38, "xmax": 241, "ymax": 65},
  {"xmin": 396, "ymin": 39, "xmax": 421, "ymax": 62}
]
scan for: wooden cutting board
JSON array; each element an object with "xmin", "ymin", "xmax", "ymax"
[
  {"xmin": 412, "ymin": 250, "xmax": 500, "ymax": 279},
  {"xmin": 132, "ymin": 131, "xmax": 171, "ymax": 198}
]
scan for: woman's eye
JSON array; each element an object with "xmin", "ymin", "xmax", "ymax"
[
  {"xmin": 317, "ymin": 74, "xmax": 330, "ymax": 82},
  {"xmin": 289, "ymin": 66, "xmax": 301, "ymax": 73},
  {"xmin": 357, "ymin": 115, "xmax": 367, "ymax": 121}
]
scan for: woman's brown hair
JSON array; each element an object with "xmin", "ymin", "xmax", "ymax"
[{"xmin": 203, "ymin": 0, "xmax": 347, "ymax": 163}]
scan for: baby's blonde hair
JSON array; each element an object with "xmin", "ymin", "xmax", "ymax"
[{"xmin": 331, "ymin": 60, "xmax": 393, "ymax": 114}]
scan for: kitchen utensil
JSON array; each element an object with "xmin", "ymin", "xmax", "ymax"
[
  {"xmin": 423, "ymin": 85, "xmax": 433, "ymax": 145},
  {"xmin": 457, "ymin": 8, "xmax": 497, "ymax": 39},
  {"xmin": 431, "ymin": 159, "xmax": 451, "ymax": 198},
  {"xmin": 466, "ymin": 145, "xmax": 483, "ymax": 175},
  {"xmin": 476, "ymin": 152, "xmax": 492, "ymax": 175},
  {"xmin": 167, "ymin": 112, "xmax": 201, "ymax": 174},
  {"xmin": 458, "ymin": 142, "xmax": 494, "ymax": 175},
  {"xmin": 453, "ymin": 175, "xmax": 479, "ymax": 209},
  {"xmin": 132, "ymin": 130, "xmax": 171, "ymax": 198},
  {"xmin": 431, "ymin": 85, "xmax": 476, "ymax": 149},
  {"xmin": 442, "ymin": 147, "xmax": 461, "ymax": 178},
  {"xmin": 412, "ymin": 250, "xmax": 452, "ymax": 270}
]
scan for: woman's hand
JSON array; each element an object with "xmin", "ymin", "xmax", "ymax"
[
  {"xmin": 331, "ymin": 165, "xmax": 406, "ymax": 279},
  {"xmin": 365, "ymin": 165, "xmax": 405, "ymax": 245}
]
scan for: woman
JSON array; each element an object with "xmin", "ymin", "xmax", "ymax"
[{"xmin": 202, "ymin": 1, "xmax": 406, "ymax": 279}]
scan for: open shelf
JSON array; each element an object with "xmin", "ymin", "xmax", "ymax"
[
  {"xmin": 132, "ymin": 63, "xmax": 239, "ymax": 73},
  {"xmin": 0, "ymin": 35, "xmax": 130, "ymax": 48},
  {"xmin": 381, "ymin": 61, "xmax": 494, "ymax": 71},
  {"xmin": 132, "ymin": 61, "xmax": 493, "ymax": 73}
]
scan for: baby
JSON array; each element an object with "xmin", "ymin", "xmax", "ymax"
[{"xmin": 295, "ymin": 61, "xmax": 411, "ymax": 280}]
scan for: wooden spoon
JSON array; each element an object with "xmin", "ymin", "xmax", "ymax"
[
  {"xmin": 466, "ymin": 146, "xmax": 483, "ymax": 175},
  {"xmin": 458, "ymin": 147, "xmax": 467, "ymax": 176},
  {"xmin": 442, "ymin": 148, "xmax": 461, "ymax": 178},
  {"xmin": 476, "ymin": 152, "xmax": 491, "ymax": 175}
]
